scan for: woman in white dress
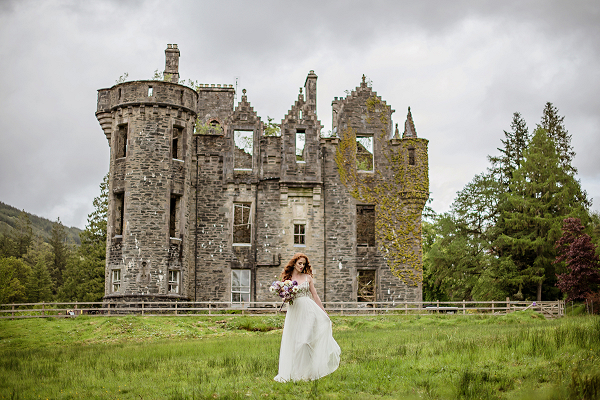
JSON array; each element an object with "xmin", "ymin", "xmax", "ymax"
[{"xmin": 274, "ymin": 253, "xmax": 341, "ymax": 382}]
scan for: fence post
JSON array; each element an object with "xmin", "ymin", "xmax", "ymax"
[
  {"xmin": 341, "ymin": 303, "xmax": 344, "ymax": 316},
  {"xmin": 506, "ymin": 297, "xmax": 510, "ymax": 314},
  {"xmin": 436, "ymin": 300, "xmax": 440, "ymax": 314},
  {"xmin": 11, "ymin": 304, "xmax": 15, "ymax": 320},
  {"xmin": 141, "ymin": 301, "xmax": 144, "ymax": 316},
  {"xmin": 175, "ymin": 301, "xmax": 178, "ymax": 316},
  {"xmin": 75, "ymin": 301, "xmax": 78, "ymax": 316},
  {"xmin": 42, "ymin": 302, "xmax": 45, "ymax": 316},
  {"xmin": 463, "ymin": 300, "xmax": 466, "ymax": 315},
  {"xmin": 491, "ymin": 301, "xmax": 494, "ymax": 314},
  {"xmin": 209, "ymin": 301, "xmax": 212, "ymax": 316},
  {"xmin": 405, "ymin": 303, "xmax": 408, "ymax": 315}
]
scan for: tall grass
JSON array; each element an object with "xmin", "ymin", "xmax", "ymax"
[{"xmin": 0, "ymin": 312, "xmax": 598, "ymax": 399}]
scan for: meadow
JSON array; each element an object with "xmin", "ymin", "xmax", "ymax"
[{"xmin": 0, "ymin": 311, "xmax": 599, "ymax": 399}]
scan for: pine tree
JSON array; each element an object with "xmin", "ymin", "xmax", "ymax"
[
  {"xmin": 27, "ymin": 258, "xmax": 53, "ymax": 303},
  {"xmin": 489, "ymin": 112, "xmax": 529, "ymax": 186},
  {"xmin": 10, "ymin": 211, "xmax": 33, "ymax": 258},
  {"xmin": 496, "ymin": 127, "xmax": 588, "ymax": 301},
  {"xmin": 539, "ymin": 102, "xmax": 576, "ymax": 174},
  {"xmin": 59, "ymin": 174, "xmax": 108, "ymax": 301},
  {"xmin": 555, "ymin": 218, "xmax": 600, "ymax": 301},
  {"xmin": 48, "ymin": 218, "xmax": 69, "ymax": 294}
]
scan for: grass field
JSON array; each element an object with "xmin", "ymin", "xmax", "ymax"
[{"xmin": 0, "ymin": 312, "xmax": 599, "ymax": 399}]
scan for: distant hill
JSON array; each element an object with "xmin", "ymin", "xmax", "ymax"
[{"xmin": 0, "ymin": 201, "xmax": 82, "ymax": 245}]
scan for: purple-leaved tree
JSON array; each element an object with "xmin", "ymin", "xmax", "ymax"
[{"xmin": 555, "ymin": 218, "xmax": 600, "ymax": 301}]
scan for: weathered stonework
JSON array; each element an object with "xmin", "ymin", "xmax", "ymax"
[{"xmin": 96, "ymin": 45, "xmax": 428, "ymax": 304}]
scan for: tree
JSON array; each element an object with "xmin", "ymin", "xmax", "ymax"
[
  {"xmin": 48, "ymin": 218, "xmax": 70, "ymax": 294},
  {"xmin": 10, "ymin": 211, "xmax": 33, "ymax": 258},
  {"xmin": 496, "ymin": 127, "xmax": 588, "ymax": 301},
  {"xmin": 23, "ymin": 236, "xmax": 54, "ymax": 302},
  {"xmin": 555, "ymin": 218, "xmax": 600, "ymax": 301},
  {"xmin": 539, "ymin": 102, "xmax": 576, "ymax": 173},
  {"xmin": 26, "ymin": 257, "xmax": 53, "ymax": 303},
  {"xmin": 0, "ymin": 257, "xmax": 31, "ymax": 303},
  {"xmin": 59, "ymin": 174, "xmax": 108, "ymax": 301},
  {"xmin": 489, "ymin": 112, "xmax": 529, "ymax": 186}
]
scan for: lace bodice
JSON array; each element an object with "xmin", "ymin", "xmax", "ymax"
[{"xmin": 295, "ymin": 280, "xmax": 311, "ymax": 299}]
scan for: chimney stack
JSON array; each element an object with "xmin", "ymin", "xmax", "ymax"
[{"xmin": 164, "ymin": 44, "xmax": 180, "ymax": 83}]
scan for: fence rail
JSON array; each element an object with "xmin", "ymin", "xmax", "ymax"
[{"xmin": 0, "ymin": 300, "xmax": 564, "ymax": 319}]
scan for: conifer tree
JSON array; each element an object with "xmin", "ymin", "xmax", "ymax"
[
  {"xmin": 48, "ymin": 218, "xmax": 69, "ymax": 294},
  {"xmin": 496, "ymin": 127, "xmax": 588, "ymax": 301},
  {"xmin": 59, "ymin": 174, "xmax": 108, "ymax": 301},
  {"xmin": 539, "ymin": 102, "xmax": 576, "ymax": 174},
  {"xmin": 489, "ymin": 112, "xmax": 529, "ymax": 186},
  {"xmin": 27, "ymin": 257, "xmax": 53, "ymax": 303}
]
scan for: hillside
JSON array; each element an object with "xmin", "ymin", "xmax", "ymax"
[{"xmin": 0, "ymin": 201, "xmax": 82, "ymax": 245}]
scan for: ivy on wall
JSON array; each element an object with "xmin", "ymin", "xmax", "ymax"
[{"xmin": 335, "ymin": 95, "xmax": 429, "ymax": 286}]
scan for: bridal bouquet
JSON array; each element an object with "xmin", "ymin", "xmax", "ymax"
[{"xmin": 270, "ymin": 280, "xmax": 299, "ymax": 310}]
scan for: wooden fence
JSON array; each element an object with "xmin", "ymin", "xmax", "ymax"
[{"xmin": 0, "ymin": 300, "xmax": 564, "ymax": 319}]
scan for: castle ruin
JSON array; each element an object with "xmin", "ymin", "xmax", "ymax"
[{"xmin": 95, "ymin": 44, "xmax": 429, "ymax": 304}]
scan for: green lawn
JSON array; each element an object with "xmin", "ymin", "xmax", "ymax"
[{"xmin": 0, "ymin": 312, "xmax": 599, "ymax": 399}]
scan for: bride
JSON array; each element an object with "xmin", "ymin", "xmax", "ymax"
[{"xmin": 274, "ymin": 253, "xmax": 341, "ymax": 382}]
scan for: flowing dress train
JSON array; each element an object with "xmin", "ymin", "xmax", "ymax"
[{"xmin": 274, "ymin": 277, "xmax": 341, "ymax": 382}]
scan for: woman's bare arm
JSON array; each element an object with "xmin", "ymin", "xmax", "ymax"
[{"xmin": 308, "ymin": 275, "xmax": 326, "ymax": 313}]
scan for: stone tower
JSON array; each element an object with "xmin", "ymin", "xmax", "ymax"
[{"xmin": 96, "ymin": 44, "xmax": 198, "ymax": 301}]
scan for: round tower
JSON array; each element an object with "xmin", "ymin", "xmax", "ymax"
[{"xmin": 95, "ymin": 44, "xmax": 198, "ymax": 302}]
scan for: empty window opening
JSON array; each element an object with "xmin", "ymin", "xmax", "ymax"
[
  {"xmin": 179, "ymin": 90, "xmax": 184, "ymax": 104},
  {"xmin": 233, "ymin": 203, "xmax": 252, "ymax": 245},
  {"xmin": 168, "ymin": 270, "xmax": 180, "ymax": 294},
  {"xmin": 234, "ymin": 130, "xmax": 253, "ymax": 170},
  {"xmin": 209, "ymin": 120, "xmax": 222, "ymax": 134},
  {"xmin": 231, "ymin": 269, "xmax": 250, "ymax": 302},
  {"xmin": 294, "ymin": 224, "xmax": 306, "ymax": 245},
  {"xmin": 172, "ymin": 127, "xmax": 183, "ymax": 160},
  {"xmin": 299, "ymin": 110, "xmax": 303, "ymax": 120},
  {"xmin": 356, "ymin": 135, "xmax": 373, "ymax": 171},
  {"xmin": 408, "ymin": 147, "xmax": 415, "ymax": 165},
  {"xmin": 148, "ymin": 86, "xmax": 153, "ymax": 97},
  {"xmin": 116, "ymin": 124, "xmax": 128, "ymax": 158},
  {"xmin": 118, "ymin": 88, "xmax": 122, "ymax": 100},
  {"xmin": 169, "ymin": 195, "xmax": 181, "ymax": 239},
  {"xmin": 296, "ymin": 129, "xmax": 306, "ymax": 162},
  {"xmin": 356, "ymin": 205, "xmax": 375, "ymax": 246},
  {"xmin": 114, "ymin": 192, "xmax": 125, "ymax": 236},
  {"xmin": 112, "ymin": 269, "xmax": 121, "ymax": 293},
  {"xmin": 357, "ymin": 269, "xmax": 376, "ymax": 302}
]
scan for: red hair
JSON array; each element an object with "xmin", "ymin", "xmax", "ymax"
[{"xmin": 280, "ymin": 253, "xmax": 313, "ymax": 281}]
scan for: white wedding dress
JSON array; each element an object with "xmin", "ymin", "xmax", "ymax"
[{"xmin": 274, "ymin": 276, "xmax": 341, "ymax": 382}]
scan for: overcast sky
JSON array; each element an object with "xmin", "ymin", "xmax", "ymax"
[{"xmin": 1, "ymin": 0, "xmax": 599, "ymax": 229}]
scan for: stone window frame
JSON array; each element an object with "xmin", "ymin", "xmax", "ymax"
[
  {"xmin": 408, "ymin": 146, "xmax": 416, "ymax": 166},
  {"xmin": 356, "ymin": 134, "xmax": 374, "ymax": 172},
  {"xmin": 111, "ymin": 269, "xmax": 121, "ymax": 293},
  {"xmin": 295, "ymin": 129, "xmax": 306, "ymax": 164},
  {"xmin": 356, "ymin": 268, "xmax": 377, "ymax": 302},
  {"xmin": 233, "ymin": 129, "xmax": 254, "ymax": 172},
  {"xmin": 293, "ymin": 223, "xmax": 306, "ymax": 246},
  {"xmin": 113, "ymin": 191, "xmax": 125, "ymax": 237},
  {"xmin": 169, "ymin": 194, "xmax": 182, "ymax": 239},
  {"xmin": 232, "ymin": 202, "xmax": 253, "ymax": 246},
  {"xmin": 172, "ymin": 125, "xmax": 184, "ymax": 161},
  {"xmin": 231, "ymin": 269, "xmax": 251, "ymax": 303},
  {"xmin": 168, "ymin": 270, "xmax": 180, "ymax": 294},
  {"xmin": 115, "ymin": 123, "xmax": 128, "ymax": 159},
  {"xmin": 356, "ymin": 204, "xmax": 375, "ymax": 247}
]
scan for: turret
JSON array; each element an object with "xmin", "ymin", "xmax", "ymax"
[{"xmin": 95, "ymin": 44, "xmax": 198, "ymax": 302}]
